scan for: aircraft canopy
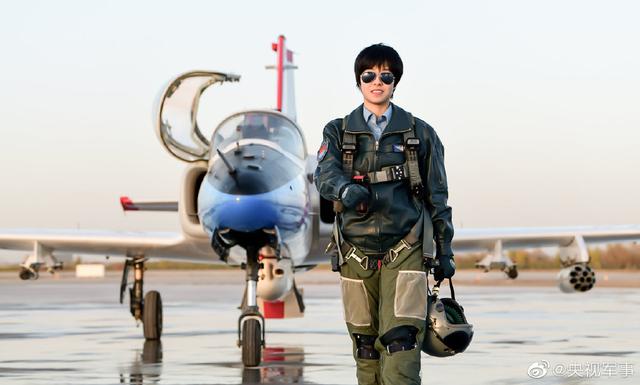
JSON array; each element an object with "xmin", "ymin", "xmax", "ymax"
[
  {"xmin": 211, "ymin": 111, "xmax": 305, "ymax": 159},
  {"xmin": 155, "ymin": 71, "xmax": 240, "ymax": 162}
]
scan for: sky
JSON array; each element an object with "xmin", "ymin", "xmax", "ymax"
[{"xmin": 0, "ymin": 0, "xmax": 639, "ymax": 244}]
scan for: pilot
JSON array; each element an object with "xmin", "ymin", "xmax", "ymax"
[{"xmin": 314, "ymin": 44, "xmax": 455, "ymax": 385}]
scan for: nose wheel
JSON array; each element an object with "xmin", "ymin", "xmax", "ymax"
[
  {"xmin": 240, "ymin": 316, "xmax": 263, "ymax": 367},
  {"xmin": 237, "ymin": 246, "xmax": 265, "ymax": 367}
]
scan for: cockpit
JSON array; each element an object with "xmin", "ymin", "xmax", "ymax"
[
  {"xmin": 155, "ymin": 71, "xmax": 306, "ymax": 163},
  {"xmin": 211, "ymin": 111, "xmax": 305, "ymax": 159}
]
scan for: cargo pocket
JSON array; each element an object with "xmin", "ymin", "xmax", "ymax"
[
  {"xmin": 394, "ymin": 271, "xmax": 428, "ymax": 320},
  {"xmin": 340, "ymin": 276, "xmax": 372, "ymax": 327}
]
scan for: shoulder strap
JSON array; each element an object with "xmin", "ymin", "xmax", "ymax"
[
  {"xmin": 403, "ymin": 113, "xmax": 423, "ymax": 198},
  {"xmin": 341, "ymin": 115, "xmax": 357, "ymax": 178},
  {"xmin": 402, "ymin": 114, "xmax": 434, "ymax": 257}
]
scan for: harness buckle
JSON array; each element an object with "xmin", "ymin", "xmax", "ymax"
[
  {"xmin": 342, "ymin": 143, "xmax": 356, "ymax": 153},
  {"xmin": 386, "ymin": 341, "xmax": 418, "ymax": 354},
  {"xmin": 387, "ymin": 239, "xmax": 411, "ymax": 264},
  {"xmin": 345, "ymin": 247, "xmax": 369, "ymax": 270},
  {"xmin": 387, "ymin": 165, "xmax": 406, "ymax": 181},
  {"xmin": 405, "ymin": 137, "xmax": 420, "ymax": 148}
]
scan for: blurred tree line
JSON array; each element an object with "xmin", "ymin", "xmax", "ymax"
[
  {"xmin": 455, "ymin": 244, "xmax": 640, "ymax": 270},
  {"xmin": 2, "ymin": 244, "xmax": 639, "ymax": 271}
]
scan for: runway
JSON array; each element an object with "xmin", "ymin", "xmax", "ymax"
[{"xmin": 0, "ymin": 270, "xmax": 638, "ymax": 384}]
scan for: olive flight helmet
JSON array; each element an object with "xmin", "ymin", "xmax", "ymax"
[{"xmin": 422, "ymin": 279, "xmax": 474, "ymax": 357}]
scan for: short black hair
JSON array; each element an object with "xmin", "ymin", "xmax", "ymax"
[{"xmin": 354, "ymin": 43, "xmax": 403, "ymax": 87}]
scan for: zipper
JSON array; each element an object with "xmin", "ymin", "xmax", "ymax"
[{"xmin": 375, "ymin": 128, "xmax": 411, "ymax": 250}]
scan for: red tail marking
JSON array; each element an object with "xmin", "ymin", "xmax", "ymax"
[
  {"xmin": 119, "ymin": 196, "xmax": 137, "ymax": 211},
  {"xmin": 275, "ymin": 35, "xmax": 285, "ymax": 111}
]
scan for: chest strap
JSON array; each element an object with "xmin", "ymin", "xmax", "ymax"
[{"xmin": 359, "ymin": 164, "xmax": 409, "ymax": 184}]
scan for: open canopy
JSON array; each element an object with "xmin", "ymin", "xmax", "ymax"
[{"xmin": 155, "ymin": 71, "xmax": 240, "ymax": 162}]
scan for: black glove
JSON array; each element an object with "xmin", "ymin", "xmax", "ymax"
[
  {"xmin": 433, "ymin": 255, "xmax": 456, "ymax": 282},
  {"xmin": 340, "ymin": 183, "xmax": 370, "ymax": 209}
]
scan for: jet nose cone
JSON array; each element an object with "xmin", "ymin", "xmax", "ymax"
[
  {"xmin": 211, "ymin": 195, "xmax": 278, "ymax": 232},
  {"xmin": 198, "ymin": 178, "xmax": 279, "ymax": 234}
]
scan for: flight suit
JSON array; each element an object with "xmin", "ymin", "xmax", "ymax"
[{"xmin": 314, "ymin": 103, "xmax": 454, "ymax": 385}]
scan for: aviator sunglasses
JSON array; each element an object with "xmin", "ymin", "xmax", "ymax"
[{"xmin": 360, "ymin": 71, "xmax": 395, "ymax": 85}]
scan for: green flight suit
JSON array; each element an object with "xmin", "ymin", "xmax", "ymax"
[
  {"xmin": 340, "ymin": 243, "xmax": 427, "ymax": 385},
  {"xmin": 314, "ymin": 103, "xmax": 454, "ymax": 385}
]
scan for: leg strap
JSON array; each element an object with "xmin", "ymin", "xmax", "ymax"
[
  {"xmin": 380, "ymin": 325, "xmax": 418, "ymax": 354},
  {"xmin": 354, "ymin": 333, "xmax": 380, "ymax": 360}
]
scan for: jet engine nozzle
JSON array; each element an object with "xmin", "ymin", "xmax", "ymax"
[
  {"xmin": 557, "ymin": 264, "xmax": 596, "ymax": 293},
  {"xmin": 257, "ymin": 256, "xmax": 293, "ymax": 301}
]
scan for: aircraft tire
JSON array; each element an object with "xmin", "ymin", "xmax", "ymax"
[
  {"xmin": 143, "ymin": 290, "xmax": 163, "ymax": 340},
  {"xmin": 505, "ymin": 266, "xmax": 518, "ymax": 280},
  {"xmin": 242, "ymin": 318, "xmax": 262, "ymax": 367},
  {"xmin": 19, "ymin": 267, "xmax": 37, "ymax": 280}
]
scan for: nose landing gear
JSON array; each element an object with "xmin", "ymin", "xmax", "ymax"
[
  {"xmin": 120, "ymin": 257, "xmax": 163, "ymax": 340},
  {"xmin": 238, "ymin": 246, "xmax": 265, "ymax": 367}
]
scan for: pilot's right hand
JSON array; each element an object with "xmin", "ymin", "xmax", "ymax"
[{"xmin": 340, "ymin": 183, "xmax": 370, "ymax": 209}]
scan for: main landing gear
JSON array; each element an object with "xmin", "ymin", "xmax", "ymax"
[
  {"xmin": 475, "ymin": 240, "xmax": 519, "ymax": 280},
  {"xmin": 238, "ymin": 246, "xmax": 266, "ymax": 367},
  {"xmin": 121, "ymin": 257, "xmax": 163, "ymax": 340}
]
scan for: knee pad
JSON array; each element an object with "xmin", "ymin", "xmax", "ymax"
[
  {"xmin": 353, "ymin": 333, "xmax": 380, "ymax": 360},
  {"xmin": 380, "ymin": 325, "xmax": 418, "ymax": 354}
]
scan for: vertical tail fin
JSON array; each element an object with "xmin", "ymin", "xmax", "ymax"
[{"xmin": 270, "ymin": 35, "xmax": 297, "ymax": 121}]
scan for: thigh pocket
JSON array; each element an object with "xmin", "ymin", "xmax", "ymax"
[
  {"xmin": 340, "ymin": 277, "xmax": 372, "ymax": 327},
  {"xmin": 394, "ymin": 271, "xmax": 428, "ymax": 320}
]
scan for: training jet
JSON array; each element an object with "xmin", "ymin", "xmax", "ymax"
[{"xmin": 1, "ymin": 35, "xmax": 640, "ymax": 367}]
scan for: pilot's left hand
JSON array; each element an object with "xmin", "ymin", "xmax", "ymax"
[{"xmin": 434, "ymin": 243, "xmax": 455, "ymax": 281}]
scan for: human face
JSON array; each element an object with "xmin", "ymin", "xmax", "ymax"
[{"xmin": 359, "ymin": 65, "xmax": 394, "ymax": 109}]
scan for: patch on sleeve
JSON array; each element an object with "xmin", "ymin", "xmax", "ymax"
[
  {"xmin": 317, "ymin": 140, "xmax": 329, "ymax": 161},
  {"xmin": 392, "ymin": 144, "xmax": 405, "ymax": 153}
]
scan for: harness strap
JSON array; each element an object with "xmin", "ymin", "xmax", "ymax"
[
  {"xmin": 383, "ymin": 208, "xmax": 424, "ymax": 264},
  {"xmin": 335, "ymin": 110, "xmax": 435, "ymax": 262},
  {"xmin": 341, "ymin": 116, "xmax": 356, "ymax": 178},
  {"xmin": 339, "ymin": 241, "xmax": 384, "ymax": 270},
  {"xmin": 402, "ymin": 113, "xmax": 424, "ymax": 197},
  {"xmin": 361, "ymin": 164, "xmax": 409, "ymax": 184},
  {"xmin": 337, "ymin": 209, "xmax": 425, "ymax": 270}
]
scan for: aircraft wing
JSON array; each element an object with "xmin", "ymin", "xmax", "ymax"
[
  {"xmin": 0, "ymin": 229, "xmax": 215, "ymax": 262},
  {"xmin": 453, "ymin": 225, "xmax": 640, "ymax": 253}
]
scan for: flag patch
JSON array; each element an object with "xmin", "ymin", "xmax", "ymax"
[{"xmin": 317, "ymin": 140, "xmax": 329, "ymax": 161}]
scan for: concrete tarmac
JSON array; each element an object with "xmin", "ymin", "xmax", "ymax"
[{"xmin": 0, "ymin": 269, "xmax": 638, "ymax": 384}]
